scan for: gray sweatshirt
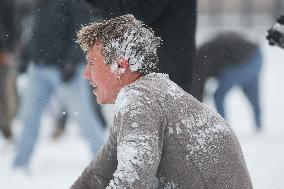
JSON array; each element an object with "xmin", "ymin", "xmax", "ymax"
[{"xmin": 70, "ymin": 73, "xmax": 252, "ymax": 189}]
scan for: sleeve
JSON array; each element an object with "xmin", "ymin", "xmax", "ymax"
[
  {"xmin": 84, "ymin": 0, "xmax": 171, "ymax": 24},
  {"xmin": 60, "ymin": 0, "xmax": 86, "ymax": 82},
  {"xmin": 106, "ymin": 89, "xmax": 165, "ymax": 188},
  {"xmin": 70, "ymin": 124, "xmax": 118, "ymax": 189}
]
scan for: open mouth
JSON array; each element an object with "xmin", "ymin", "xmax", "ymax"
[
  {"xmin": 90, "ymin": 82, "xmax": 98, "ymax": 92},
  {"xmin": 90, "ymin": 82, "xmax": 96, "ymax": 87}
]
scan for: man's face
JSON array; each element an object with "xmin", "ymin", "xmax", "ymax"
[{"xmin": 83, "ymin": 44, "xmax": 121, "ymax": 104}]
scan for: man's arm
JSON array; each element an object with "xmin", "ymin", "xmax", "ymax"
[
  {"xmin": 106, "ymin": 87, "xmax": 165, "ymax": 188},
  {"xmin": 84, "ymin": 0, "xmax": 171, "ymax": 24},
  {"xmin": 70, "ymin": 125, "xmax": 118, "ymax": 189}
]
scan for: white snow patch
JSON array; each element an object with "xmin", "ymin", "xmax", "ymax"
[{"xmin": 107, "ymin": 134, "xmax": 153, "ymax": 188}]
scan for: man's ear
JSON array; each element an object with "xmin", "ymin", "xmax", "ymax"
[{"xmin": 118, "ymin": 58, "xmax": 130, "ymax": 69}]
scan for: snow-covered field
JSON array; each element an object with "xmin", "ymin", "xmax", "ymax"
[{"xmin": 1, "ymin": 17, "xmax": 284, "ymax": 189}]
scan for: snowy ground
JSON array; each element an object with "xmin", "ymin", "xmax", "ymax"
[{"xmin": 1, "ymin": 17, "xmax": 284, "ymax": 189}]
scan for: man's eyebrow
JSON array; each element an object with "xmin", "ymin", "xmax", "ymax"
[{"xmin": 88, "ymin": 59, "xmax": 96, "ymax": 65}]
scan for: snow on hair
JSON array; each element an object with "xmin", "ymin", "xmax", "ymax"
[{"xmin": 76, "ymin": 14, "xmax": 162, "ymax": 74}]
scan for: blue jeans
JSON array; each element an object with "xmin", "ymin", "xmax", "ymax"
[
  {"xmin": 214, "ymin": 49, "xmax": 263, "ymax": 129},
  {"xmin": 13, "ymin": 64, "xmax": 106, "ymax": 168}
]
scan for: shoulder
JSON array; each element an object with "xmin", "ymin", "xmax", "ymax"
[{"xmin": 114, "ymin": 84, "xmax": 152, "ymax": 117}]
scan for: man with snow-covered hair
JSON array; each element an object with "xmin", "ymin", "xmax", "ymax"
[{"xmin": 71, "ymin": 14, "xmax": 252, "ymax": 189}]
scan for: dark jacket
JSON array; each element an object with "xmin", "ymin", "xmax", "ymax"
[
  {"xmin": 29, "ymin": 0, "xmax": 94, "ymax": 69},
  {"xmin": 192, "ymin": 32, "xmax": 259, "ymax": 101},
  {"xmin": 0, "ymin": 0, "xmax": 17, "ymax": 52},
  {"xmin": 85, "ymin": 0, "xmax": 197, "ymax": 92}
]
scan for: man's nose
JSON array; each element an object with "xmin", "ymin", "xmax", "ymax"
[{"xmin": 83, "ymin": 64, "xmax": 90, "ymax": 80}]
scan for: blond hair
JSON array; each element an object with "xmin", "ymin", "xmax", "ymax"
[{"xmin": 76, "ymin": 14, "xmax": 162, "ymax": 74}]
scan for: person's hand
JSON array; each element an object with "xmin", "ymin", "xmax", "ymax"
[
  {"xmin": 0, "ymin": 52, "xmax": 16, "ymax": 66},
  {"xmin": 266, "ymin": 28, "xmax": 284, "ymax": 48},
  {"xmin": 0, "ymin": 52, "xmax": 8, "ymax": 64},
  {"xmin": 266, "ymin": 15, "xmax": 284, "ymax": 49}
]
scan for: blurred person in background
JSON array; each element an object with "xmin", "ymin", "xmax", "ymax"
[
  {"xmin": 84, "ymin": 0, "xmax": 197, "ymax": 93},
  {"xmin": 13, "ymin": 0, "xmax": 106, "ymax": 171},
  {"xmin": 13, "ymin": 0, "xmax": 107, "ymax": 141},
  {"xmin": 192, "ymin": 32, "xmax": 263, "ymax": 131},
  {"xmin": 0, "ymin": 0, "xmax": 18, "ymax": 141}
]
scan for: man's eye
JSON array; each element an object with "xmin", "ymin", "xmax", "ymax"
[{"xmin": 89, "ymin": 61, "xmax": 95, "ymax": 66}]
